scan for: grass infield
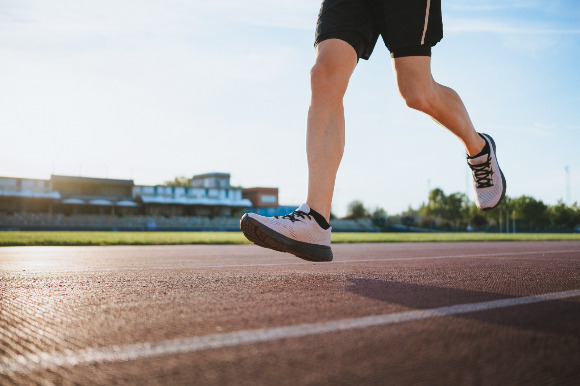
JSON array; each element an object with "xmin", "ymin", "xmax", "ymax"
[{"xmin": 0, "ymin": 231, "xmax": 578, "ymax": 247}]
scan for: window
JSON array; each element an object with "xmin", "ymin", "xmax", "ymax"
[{"xmin": 261, "ymin": 195, "xmax": 277, "ymax": 203}]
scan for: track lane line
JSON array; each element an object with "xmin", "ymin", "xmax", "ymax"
[
  {"xmin": 9, "ymin": 249, "xmax": 580, "ymax": 274},
  {"xmin": 2, "ymin": 288, "xmax": 579, "ymax": 375}
]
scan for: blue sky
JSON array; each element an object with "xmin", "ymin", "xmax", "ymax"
[{"xmin": 1, "ymin": 0, "xmax": 578, "ymax": 216}]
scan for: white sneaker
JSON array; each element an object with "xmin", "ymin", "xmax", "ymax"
[
  {"xmin": 468, "ymin": 133, "xmax": 507, "ymax": 210},
  {"xmin": 240, "ymin": 203, "xmax": 333, "ymax": 262}
]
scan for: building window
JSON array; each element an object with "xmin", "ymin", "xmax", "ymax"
[{"xmin": 261, "ymin": 195, "xmax": 277, "ymax": 203}]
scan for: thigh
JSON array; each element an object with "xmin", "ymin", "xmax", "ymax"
[
  {"xmin": 314, "ymin": 39, "xmax": 358, "ymax": 82},
  {"xmin": 315, "ymin": 0, "xmax": 379, "ymax": 60},
  {"xmin": 373, "ymin": 0, "xmax": 443, "ymax": 53},
  {"xmin": 392, "ymin": 56, "xmax": 435, "ymax": 96}
]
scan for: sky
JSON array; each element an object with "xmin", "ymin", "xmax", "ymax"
[{"xmin": 1, "ymin": 0, "xmax": 579, "ymax": 217}]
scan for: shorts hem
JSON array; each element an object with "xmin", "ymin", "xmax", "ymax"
[
  {"xmin": 390, "ymin": 44, "xmax": 432, "ymax": 58},
  {"xmin": 315, "ymin": 31, "xmax": 368, "ymax": 60}
]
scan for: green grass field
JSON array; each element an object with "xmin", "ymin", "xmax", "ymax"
[{"xmin": 0, "ymin": 231, "xmax": 578, "ymax": 247}]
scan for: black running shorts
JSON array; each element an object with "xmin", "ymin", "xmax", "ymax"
[{"xmin": 315, "ymin": 0, "xmax": 443, "ymax": 60}]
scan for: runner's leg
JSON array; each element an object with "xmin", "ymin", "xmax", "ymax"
[
  {"xmin": 392, "ymin": 56, "xmax": 485, "ymax": 156},
  {"xmin": 306, "ymin": 39, "xmax": 358, "ymax": 221}
]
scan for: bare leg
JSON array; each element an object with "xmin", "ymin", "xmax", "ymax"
[
  {"xmin": 306, "ymin": 39, "xmax": 358, "ymax": 221},
  {"xmin": 393, "ymin": 56, "xmax": 485, "ymax": 156}
]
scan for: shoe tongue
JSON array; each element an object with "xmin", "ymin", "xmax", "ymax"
[
  {"xmin": 467, "ymin": 153, "xmax": 488, "ymax": 166},
  {"xmin": 297, "ymin": 203, "xmax": 311, "ymax": 213}
]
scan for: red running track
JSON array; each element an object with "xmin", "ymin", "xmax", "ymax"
[{"xmin": 1, "ymin": 241, "xmax": 579, "ymax": 385}]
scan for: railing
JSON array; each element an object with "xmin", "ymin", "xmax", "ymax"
[{"xmin": 0, "ymin": 213, "xmax": 380, "ymax": 232}]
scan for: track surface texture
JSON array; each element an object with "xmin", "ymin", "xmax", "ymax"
[{"xmin": 1, "ymin": 241, "xmax": 579, "ymax": 385}]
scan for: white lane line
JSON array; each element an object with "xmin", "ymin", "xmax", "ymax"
[
  {"xmin": 13, "ymin": 249, "xmax": 580, "ymax": 274},
  {"xmin": 1, "ymin": 289, "xmax": 579, "ymax": 375}
]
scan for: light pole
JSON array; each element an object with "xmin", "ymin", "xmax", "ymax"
[{"xmin": 565, "ymin": 166, "xmax": 571, "ymax": 205}]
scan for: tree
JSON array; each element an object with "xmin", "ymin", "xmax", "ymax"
[
  {"xmin": 163, "ymin": 176, "xmax": 191, "ymax": 187},
  {"xmin": 445, "ymin": 192, "xmax": 470, "ymax": 228},
  {"xmin": 511, "ymin": 195, "xmax": 549, "ymax": 230},
  {"xmin": 423, "ymin": 188, "xmax": 469, "ymax": 229},
  {"xmin": 371, "ymin": 206, "xmax": 388, "ymax": 229},
  {"xmin": 346, "ymin": 200, "xmax": 368, "ymax": 219},
  {"xmin": 549, "ymin": 201, "xmax": 579, "ymax": 230},
  {"xmin": 421, "ymin": 217, "xmax": 436, "ymax": 228},
  {"xmin": 471, "ymin": 214, "xmax": 487, "ymax": 229},
  {"xmin": 477, "ymin": 196, "xmax": 513, "ymax": 231},
  {"xmin": 372, "ymin": 206, "xmax": 387, "ymax": 220},
  {"xmin": 424, "ymin": 188, "xmax": 447, "ymax": 219}
]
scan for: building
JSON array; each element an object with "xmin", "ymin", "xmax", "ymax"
[
  {"xmin": 51, "ymin": 175, "xmax": 138, "ymax": 215},
  {"xmin": 0, "ymin": 173, "xmax": 380, "ymax": 232},
  {"xmin": 0, "ymin": 173, "xmax": 252, "ymax": 218},
  {"xmin": 135, "ymin": 173, "xmax": 251, "ymax": 217},
  {"xmin": 0, "ymin": 177, "xmax": 59, "ymax": 214},
  {"xmin": 242, "ymin": 187, "xmax": 279, "ymax": 208},
  {"xmin": 190, "ymin": 172, "xmax": 231, "ymax": 189}
]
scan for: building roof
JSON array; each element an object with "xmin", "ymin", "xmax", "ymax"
[
  {"xmin": 51, "ymin": 175, "xmax": 134, "ymax": 185},
  {"xmin": 191, "ymin": 172, "xmax": 230, "ymax": 179},
  {"xmin": 242, "ymin": 187, "xmax": 278, "ymax": 191},
  {"xmin": 0, "ymin": 176, "xmax": 49, "ymax": 183}
]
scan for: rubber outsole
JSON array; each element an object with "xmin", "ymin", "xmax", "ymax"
[
  {"xmin": 478, "ymin": 133, "xmax": 507, "ymax": 211},
  {"xmin": 240, "ymin": 214, "xmax": 333, "ymax": 262}
]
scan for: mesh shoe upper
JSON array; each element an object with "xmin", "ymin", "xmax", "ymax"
[
  {"xmin": 467, "ymin": 133, "xmax": 506, "ymax": 210},
  {"xmin": 246, "ymin": 203, "xmax": 332, "ymax": 247}
]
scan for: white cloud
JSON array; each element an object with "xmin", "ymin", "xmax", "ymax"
[
  {"xmin": 0, "ymin": 0, "xmax": 317, "ymax": 58},
  {"xmin": 445, "ymin": 17, "xmax": 580, "ymax": 35},
  {"xmin": 193, "ymin": 0, "xmax": 317, "ymax": 30},
  {"xmin": 446, "ymin": 1, "xmax": 545, "ymax": 12},
  {"xmin": 443, "ymin": 16, "xmax": 580, "ymax": 57}
]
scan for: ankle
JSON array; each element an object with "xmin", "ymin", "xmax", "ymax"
[
  {"xmin": 309, "ymin": 208, "xmax": 331, "ymax": 230},
  {"xmin": 306, "ymin": 201, "xmax": 330, "ymax": 223},
  {"xmin": 466, "ymin": 135, "xmax": 486, "ymax": 157}
]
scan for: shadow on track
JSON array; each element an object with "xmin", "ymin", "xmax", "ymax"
[{"xmin": 346, "ymin": 278, "xmax": 580, "ymax": 335}]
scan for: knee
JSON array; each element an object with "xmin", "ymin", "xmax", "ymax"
[
  {"xmin": 310, "ymin": 63, "xmax": 348, "ymax": 98},
  {"xmin": 401, "ymin": 89, "xmax": 437, "ymax": 114}
]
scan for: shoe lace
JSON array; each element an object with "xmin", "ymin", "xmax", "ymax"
[
  {"xmin": 275, "ymin": 210, "xmax": 311, "ymax": 222},
  {"xmin": 469, "ymin": 155, "xmax": 494, "ymax": 188}
]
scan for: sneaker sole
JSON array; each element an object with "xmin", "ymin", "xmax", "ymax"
[
  {"xmin": 479, "ymin": 133, "xmax": 507, "ymax": 211},
  {"xmin": 240, "ymin": 214, "xmax": 333, "ymax": 262}
]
